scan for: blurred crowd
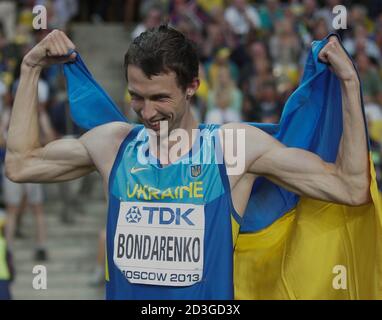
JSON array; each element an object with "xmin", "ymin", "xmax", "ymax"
[{"xmin": 1, "ymin": 0, "xmax": 382, "ymax": 298}]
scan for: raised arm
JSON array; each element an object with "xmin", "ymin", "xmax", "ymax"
[
  {"xmin": 228, "ymin": 37, "xmax": 370, "ymax": 206},
  {"xmin": 5, "ymin": 30, "xmax": 95, "ymax": 183}
]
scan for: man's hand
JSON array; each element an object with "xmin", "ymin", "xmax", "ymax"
[
  {"xmin": 318, "ymin": 36, "xmax": 358, "ymax": 82},
  {"xmin": 23, "ymin": 30, "xmax": 76, "ymax": 69}
]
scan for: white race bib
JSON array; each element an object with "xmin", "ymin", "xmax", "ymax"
[{"xmin": 113, "ymin": 201, "xmax": 205, "ymax": 286}]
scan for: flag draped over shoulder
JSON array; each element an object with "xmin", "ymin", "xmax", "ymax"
[{"xmin": 63, "ymin": 35, "xmax": 382, "ymax": 299}]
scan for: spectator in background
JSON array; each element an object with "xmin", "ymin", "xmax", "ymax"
[
  {"xmin": 258, "ymin": 0, "xmax": 284, "ymax": 33},
  {"xmin": 35, "ymin": 0, "xmax": 79, "ymax": 30},
  {"xmin": 224, "ymin": 0, "xmax": 261, "ymax": 39},
  {"xmin": 344, "ymin": 5, "xmax": 373, "ymax": 38},
  {"xmin": 269, "ymin": 17, "xmax": 301, "ymax": 66},
  {"xmin": 269, "ymin": 17, "xmax": 301, "ymax": 95},
  {"xmin": 298, "ymin": 16, "xmax": 330, "ymax": 68},
  {"xmin": 131, "ymin": 4, "xmax": 163, "ymax": 40},
  {"xmin": 0, "ymin": 22, "xmax": 8, "ymax": 60},
  {"xmin": 240, "ymin": 41, "xmax": 272, "ymax": 97},
  {"xmin": 197, "ymin": 0, "xmax": 224, "ymax": 16},
  {"xmin": 311, "ymin": 17, "xmax": 330, "ymax": 41},
  {"xmin": 343, "ymin": 23, "xmax": 381, "ymax": 62},
  {"xmin": 257, "ymin": 83, "xmax": 280, "ymax": 123},
  {"xmin": 200, "ymin": 14, "xmax": 235, "ymax": 62},
  {"xmin": 374, "ymin": 13, "xmax": 382, "ymax": 56},
  {"xmin": 205, "ymin": 47, "xmax": 239, "ymax": 90},
  {"xmin": 242, "ymin": 93, "xmax": 260, "ymax": 122},
  {"xmin": 355, "ymin": 50, "xmax": 382, "ymax": 191},
  {"xmin": 0, "ymin": 0, "xmax": 16, "ymax": 41},
  {"xmin": 355, "ymin": 52, "xmax": 382, "ymax": 107},
  {"xmin": 0, "ymin": 210, "xmax": 13, "ymax": 300},
  {"xmin": 169, "ymin": 0, "xmax": 206, "ymax": 33},
  {"xmin": 206, "ymin": 65, "xmax": 242, "ymax": 124},
  {"xmin": 300, "ymin": 0, "xmax": 318, "ymax": 35},
  {"xmin": 315, "ymin": 0, "xmax": 342, "ymax": 32},
  {"xmin": 1, "ymin": 64, "xmax": 56, "ymax": 261}
]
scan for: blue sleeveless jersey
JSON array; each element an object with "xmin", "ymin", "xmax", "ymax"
[{"xmin": 106, "ymin": 124, "xmax": 241, "ymax": 300}]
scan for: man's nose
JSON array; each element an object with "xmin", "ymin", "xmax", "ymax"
[{"xmin": 140, "ymin": 101, "xmax": 157, "ymax": 121}]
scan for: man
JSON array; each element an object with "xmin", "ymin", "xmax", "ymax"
[{"xmin": 5, "ymin": 26, "xmax": 369, "ymax": 299}]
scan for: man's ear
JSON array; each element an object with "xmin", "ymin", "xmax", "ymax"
[{"xmin": 186, "ymin": 78, "xmax": 200, "ymax": 98}]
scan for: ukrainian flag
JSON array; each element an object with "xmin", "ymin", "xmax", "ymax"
[
  {"xmin": 235, "ymin": 35, "xmax": 382, "ymax": 300},
  {"xmin": 63, "ymin": 35, "xmax": 382, "ymax": 299}
]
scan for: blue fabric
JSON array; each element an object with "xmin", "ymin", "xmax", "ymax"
[
  {"xmin": 63, "ymin": 54, "xmax": 127, "ymax": 130},
  {"xmin": 63, "ymin": 34, "xmax": 365, "ymax": 232},
  {"xmin": 0, "ymin": 280, "xmax": 11, "ymax": 300}
]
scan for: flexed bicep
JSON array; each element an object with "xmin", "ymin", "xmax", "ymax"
[
  {"xmin": 224, "ymin": 124, "xmax": 363, "ymax": 206},
  {"xmin": 249, "ymin": 142, "xmax": 365, "ymax": 205},
  {"xmin": 5, "ymin": 137, "xmax": 95, "ymax": 183}
]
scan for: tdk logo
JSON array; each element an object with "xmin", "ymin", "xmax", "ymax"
[
  {"xmin": 142, "ymin": 206, "xmax": 194, "ymax": 226},
  {"xmin": 125, "ymin": 206, "xmax": 142, "ymax": 223}
]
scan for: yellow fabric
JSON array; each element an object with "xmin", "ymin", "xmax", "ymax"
[
  {"xmin": 0, "ymin": 237, "xmax": 10, "ymax": 280},
  {"xmin": 105, "ymin": 245, "xmax": 109, "ymax": 282},
  {"xmin": 124, "ymin": 88, "xmax": 131, "ymax": 104},
  {"xmin": 231, "ymin": 215, "xmax": 241, "ymax": 246},
  {"xmin": 234, "ymin": 154, "xmax": 382, "ymax": 299},
  {"xmin": 196, "ymin": 78, "xmax": 209, "ymax": 102},
  {"xmin": 196, "ymin": 0, "xmax": 224, "ymax": 14},
  {"xmin": 369, "ymin": 120, "xmax": 382, "ymax": 143}
]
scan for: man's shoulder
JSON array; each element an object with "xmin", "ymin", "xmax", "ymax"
[
  {"xmin": 221, "ymin": 122, "xmax": 257, "ymax": 132},
  {"xmin": 86, "ymin": 121, "xmax": 132, "ymax": 138},
  {"xmin": 79, "ymin": 122, "xmax": 135, "ymax": 175},
  {"xmin": 220, "ymin": 122, "xmax": 274, "ymax": 149},
  {"xmin": 79, "ymin": 121, "xmax": 133, "ymax": 150}
]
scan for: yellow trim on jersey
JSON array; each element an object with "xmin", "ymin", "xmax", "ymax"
[
  {"xmin": 231, "ymin": 215, "xmax": 241, "ymax": 247},
  {"xmin": 105, "ymin": 245, "xmax": 109, "ymax": 282}
]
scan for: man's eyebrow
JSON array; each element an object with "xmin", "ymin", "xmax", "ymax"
[
  {"xmin": 128, "ymin": 90, "xmax": 171, "ymax": 99},
  {"xmin": 149, "ymin": 93, "xmax": 171, "ymax": 99},
  {"xmin": 128, "ymin": 89, "xmax": 142, "ymax": 97}
]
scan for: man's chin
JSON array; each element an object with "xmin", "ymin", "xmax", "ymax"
[{"xmin": 145, "ymin": 125, "xmax": 169, "ymax": 138}]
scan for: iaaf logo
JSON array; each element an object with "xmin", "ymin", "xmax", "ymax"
[
  {"xmin": 125, "ymin": 205, "xmax": 194, "ymax": 226},
  {"xmin": 125, "ymin": 206, "xmax": 142, "ymax": 223}
]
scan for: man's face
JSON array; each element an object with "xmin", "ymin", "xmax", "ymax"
[{"xmin": 127, "ymin": 65, "xmax": 189, "ymax": 135}]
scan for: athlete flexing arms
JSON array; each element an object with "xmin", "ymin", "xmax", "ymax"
[{"xmin": 5, "ymin": 27, "xmax": 370, "ymax": 299}]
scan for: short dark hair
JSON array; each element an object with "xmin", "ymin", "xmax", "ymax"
[{"xmin": 124, "ymin": 25, "xmax": 199, "ymax": 91}]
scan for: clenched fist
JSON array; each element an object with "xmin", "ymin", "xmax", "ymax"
[
  {"xmin": 318, "ymin": 36, "xmax": 358, "ymax": 82},
  {"xmin": 23, "ymin": 29, "xmax": 77, "ymax": 69}
]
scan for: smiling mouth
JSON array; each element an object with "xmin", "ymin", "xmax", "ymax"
[{"xmin": 147, "ymin": 118, "xmax": 168, "ymax": 130}]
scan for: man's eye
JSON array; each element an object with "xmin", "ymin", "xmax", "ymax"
[{"xmin": 155, "ymin": 97, "xmax": 168, "ymax": 102}]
